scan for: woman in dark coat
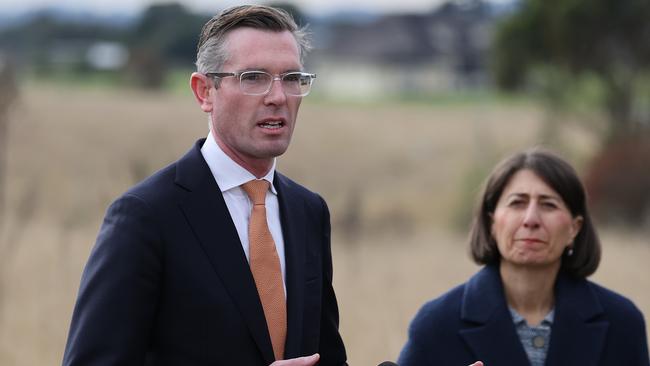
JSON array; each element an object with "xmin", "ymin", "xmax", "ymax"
[{"xmin": 399, "ymin": 148, "xmax": 649, "ymax": 366}]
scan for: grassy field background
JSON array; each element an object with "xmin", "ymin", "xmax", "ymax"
[{"xmin": 0, "ymin": 84, "xmax": 648, "ymax": 365}]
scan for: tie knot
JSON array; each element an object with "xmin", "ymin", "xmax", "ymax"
[{"xmin": 242, "ymin": 180, "xmax": 270, "ymax": 205}]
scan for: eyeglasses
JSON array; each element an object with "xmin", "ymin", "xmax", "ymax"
[{"xmin": 206, "ymin": 71, "xmax": 317, "ymax": 97}]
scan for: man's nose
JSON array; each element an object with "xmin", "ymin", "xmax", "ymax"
[{"xmin": 264, "ymin": 78, "xmax": 287, "ymax": 105}]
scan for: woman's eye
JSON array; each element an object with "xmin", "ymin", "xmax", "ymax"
[
  {"xmin": 541, "ymin": 201, "xmax": 558, "ymax": 209},
  {"xmin": 508, "ymin": 200, "xmax": 525, "ymax": 207}
]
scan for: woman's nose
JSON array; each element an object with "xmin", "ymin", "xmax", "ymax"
[{"xmin": 522, "ymin": 204, "xmax": 541, "ymax": 229}]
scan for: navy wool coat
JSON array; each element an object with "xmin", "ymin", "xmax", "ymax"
[{"xmin": 399, "ymin": 265, "xmax": 649, "ymax": 366}]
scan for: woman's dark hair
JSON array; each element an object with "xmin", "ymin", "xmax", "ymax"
[{"xmin": 469, "ymin": 148, "xmax": 601, "ymax": 278}]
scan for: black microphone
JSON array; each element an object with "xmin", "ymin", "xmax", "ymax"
[{"xmin": 377, "ymin": 362, "xmax": 399, "ymax": 366}]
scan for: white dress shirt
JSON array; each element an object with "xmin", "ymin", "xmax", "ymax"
[{"xmin": 200, "ymin": 131, "xmax": 286, "ymax": 291}]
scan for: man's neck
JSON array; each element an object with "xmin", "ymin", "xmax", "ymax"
[{"xmin": 212, "ymin": 135, "xmax": 273, "ymax": 179}]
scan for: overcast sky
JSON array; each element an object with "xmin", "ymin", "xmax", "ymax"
[{"xmin": 2, "ymin": 0, "xmax": 509, "ymax": 16}]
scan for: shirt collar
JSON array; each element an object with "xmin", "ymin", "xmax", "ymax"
[
  {"xmin": 200, "ymin": 130, "xmax": 277, "ymax": 194},
  {"xmin": 508, "ymin": 306, "xmax": 555, "ymax": 327}
]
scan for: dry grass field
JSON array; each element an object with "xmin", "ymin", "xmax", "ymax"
[{"xmin": 0, "ymin": 83, "xmax": 648, "ymax": 365}]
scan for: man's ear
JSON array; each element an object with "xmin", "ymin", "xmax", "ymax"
[{"xmin": 190, "ymin": 72, "xmax": 213, "ymax": 113}]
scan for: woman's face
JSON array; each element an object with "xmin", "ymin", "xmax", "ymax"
[{"xmin": 491, "ymin": 169, "xmax": 583, "ymax": 269}]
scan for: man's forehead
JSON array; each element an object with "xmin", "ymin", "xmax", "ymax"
[
  {"xmin": 222, "ymin": 28, "xmax": 301, "ymax": 68},
  {"xmin": 224, "ymin": 28, "xmax": 297, "ymax": 49}
]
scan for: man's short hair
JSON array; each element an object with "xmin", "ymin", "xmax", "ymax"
[{"xmin": 195, "ymin": 5, "xmax": 311, "ymax": 73}]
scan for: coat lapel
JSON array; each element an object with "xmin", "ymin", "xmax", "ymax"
[
  {"xmin": 274, "ymin": 173, "xmax": 307, "ymax": 359},
  {"xmin": 460, "ymin": 267, "xmax": 609, "ymax": 366},
  {"xmin": 175, "ymin": 140, "xmax": 275, "ymax": 364},
  {"xmin": 459, "ymin": 266, "xmax": 531, "ymax": 366},
  {"xmin": 545, "ymin": 274, "xmax": 608, "ymax": 365}
]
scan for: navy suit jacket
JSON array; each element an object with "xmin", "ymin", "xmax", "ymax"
[
  {"xmin": 63, "ymin": 140, "xmax": 347, "ymax": 366},
  {"xmin": 399, "ymin": 265, "xmax": 649, "ymax": 366}
]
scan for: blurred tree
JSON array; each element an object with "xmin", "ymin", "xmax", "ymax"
[
  {"xmin": 492, "ymin": 0, "xmax": 650, "ymax": 140},
  {"xmin": 129, "ymin": 3, "xmax": 208, "ymax": 64},
  {"xmin": 126, "ymin": 47, "xmax": 167, "ymax": 89},
  {"xmin": 492, "ymin": 0, "xmax": 650, "ymax": 229},
  {"xmin": 0, "ymin": 55, "xmax": 18, "ymax": 232},
  {"xmin": 125, "ymin": 3, "xmax": 209, "ymax": 88},
  {"xmin": 583, "ymin": 135, "xmax": 650, "ymax": 228}
]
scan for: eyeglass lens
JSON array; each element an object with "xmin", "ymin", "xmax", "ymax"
[{"xmin": 239, "ymin": 72, "xmax": 312, "ymax": 96}]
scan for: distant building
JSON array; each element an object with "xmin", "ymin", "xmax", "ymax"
[
  {"xmin": 86, "ymin": 41, "xmax": 129, "ymax": 71},
  {"xmin": 309, "ymin": 0, "xmax": 499, "ymax": 99}
]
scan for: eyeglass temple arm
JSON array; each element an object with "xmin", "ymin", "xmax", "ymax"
[{"xmin": 205, "ymin": 72, "xmax": 236, "ymax": 78}]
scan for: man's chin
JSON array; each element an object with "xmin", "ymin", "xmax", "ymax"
[{"xmin": 258, "ymin": 143, "xmax": 291, "ymax": 158}]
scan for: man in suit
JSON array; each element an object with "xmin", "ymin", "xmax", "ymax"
[{"xmin": 62, "ymin": 5, "xmax": 347, "ymax": 366}]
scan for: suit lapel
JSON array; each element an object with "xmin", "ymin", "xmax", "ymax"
[
  {"xmin": 175, "ymin": 140, "xmax": 275, "ymax": 364},
  {"xmin": 274, "ymin": 173, "xmax": 307, "ymax": 359},
  {"xmin": 459, "ymin": 266, "xmax": 531, "ymax": 366},
  {"xmin": 545, "ymin": 275, "xmax": 608, "ymax": 365}
]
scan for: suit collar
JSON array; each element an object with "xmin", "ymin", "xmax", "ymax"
[
  {"xmin": 459, "ymin": 265, "xmax": 608, "ymax": 365},
  {"xmin": 174, "ymin": 139, "xmax": 210, "ymax": 192},
  {"xmin": 274, "ymin": 172, "xmax": 308, "ymax": 359},
  {"xmin": 175, "ymin": 140, "xmax": 276, "ymax": 364}
]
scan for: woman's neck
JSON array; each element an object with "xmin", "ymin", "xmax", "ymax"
[{"xmin": 499, "ymin": 262, "xmax": 560, "ymax": 326}]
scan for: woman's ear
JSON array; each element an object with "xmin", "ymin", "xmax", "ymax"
[
  {"xmin": 488, "ymin": 212, "xmax": 495, "ymax": 238},
  {"xmin": 190, "ymin": 72, "xmax": 213, "ymax": 113},
  {"xmin": 570, "ymin": 215, "xmax": 584, "ymax": 242}
]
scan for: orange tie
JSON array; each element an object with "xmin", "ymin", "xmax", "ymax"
[{"xmin": 241, "ymin": 180, "xmax": 286, "ymax": 360}]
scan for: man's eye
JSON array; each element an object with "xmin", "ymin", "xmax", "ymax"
[
  {"xmin": 283, "ymin": 74, "xmax": 300, "ymax": 82},
  {"xmin": 242, "ymin": 73, "xmax": 266, "ymax": 82}
]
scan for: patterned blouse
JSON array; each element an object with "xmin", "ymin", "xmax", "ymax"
[{"xmin": 508, "ymin": 307, "xmax": 555, "ymax": 366}]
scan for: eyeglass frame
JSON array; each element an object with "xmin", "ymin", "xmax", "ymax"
[{"xmin": 205, "ymin": 70, "xmax": 317, "ymax": 97}]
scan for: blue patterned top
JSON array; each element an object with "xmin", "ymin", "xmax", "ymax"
[{"xmin": 509, "ymin": 307, "xmax": 555, "ymax": 366}]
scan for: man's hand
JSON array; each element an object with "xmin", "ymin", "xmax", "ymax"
[
  {"xmin": 469, "ymin": 362, "xmax": 484, "ymax": 366},
  {"xmin": 270, "ymin": 353, "xmax": 320, "ymax": 366}
]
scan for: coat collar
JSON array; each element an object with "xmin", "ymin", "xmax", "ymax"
[
  {"xmin": 459, "ymin": 265, "xmax": 530, "ymax": 365},
  {"xmin": 459, "ymin": 265, "xmax": 608, "ymax": 365},
  {"xmin": 545, "ymin": 272, "xmax": 608, "ymax": 365}
]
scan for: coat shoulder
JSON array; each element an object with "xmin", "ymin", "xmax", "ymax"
[
  {"xmin": 587, "ymin": 280, "xmax": 646, "ymax": 324},
  {"xmin": 408, "ymin": 283, "xmax": 466, "ymax": 337},
  {"xmin": 124, "ymin": 162, "xmax": 179, "ymax": 203}
]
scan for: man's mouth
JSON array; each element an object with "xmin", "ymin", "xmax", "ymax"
[{"xmin": 259, "ymin": 120, "xmax": 284, "ymax": 129}]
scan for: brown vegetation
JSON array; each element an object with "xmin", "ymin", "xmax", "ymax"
[
  {"xmin": 584, "ymin": 135, "xmax": 650, "ymax": 228},
  {"xmin": 0, "ymin": 84, "xmax": 647, "ymax": 365}
]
